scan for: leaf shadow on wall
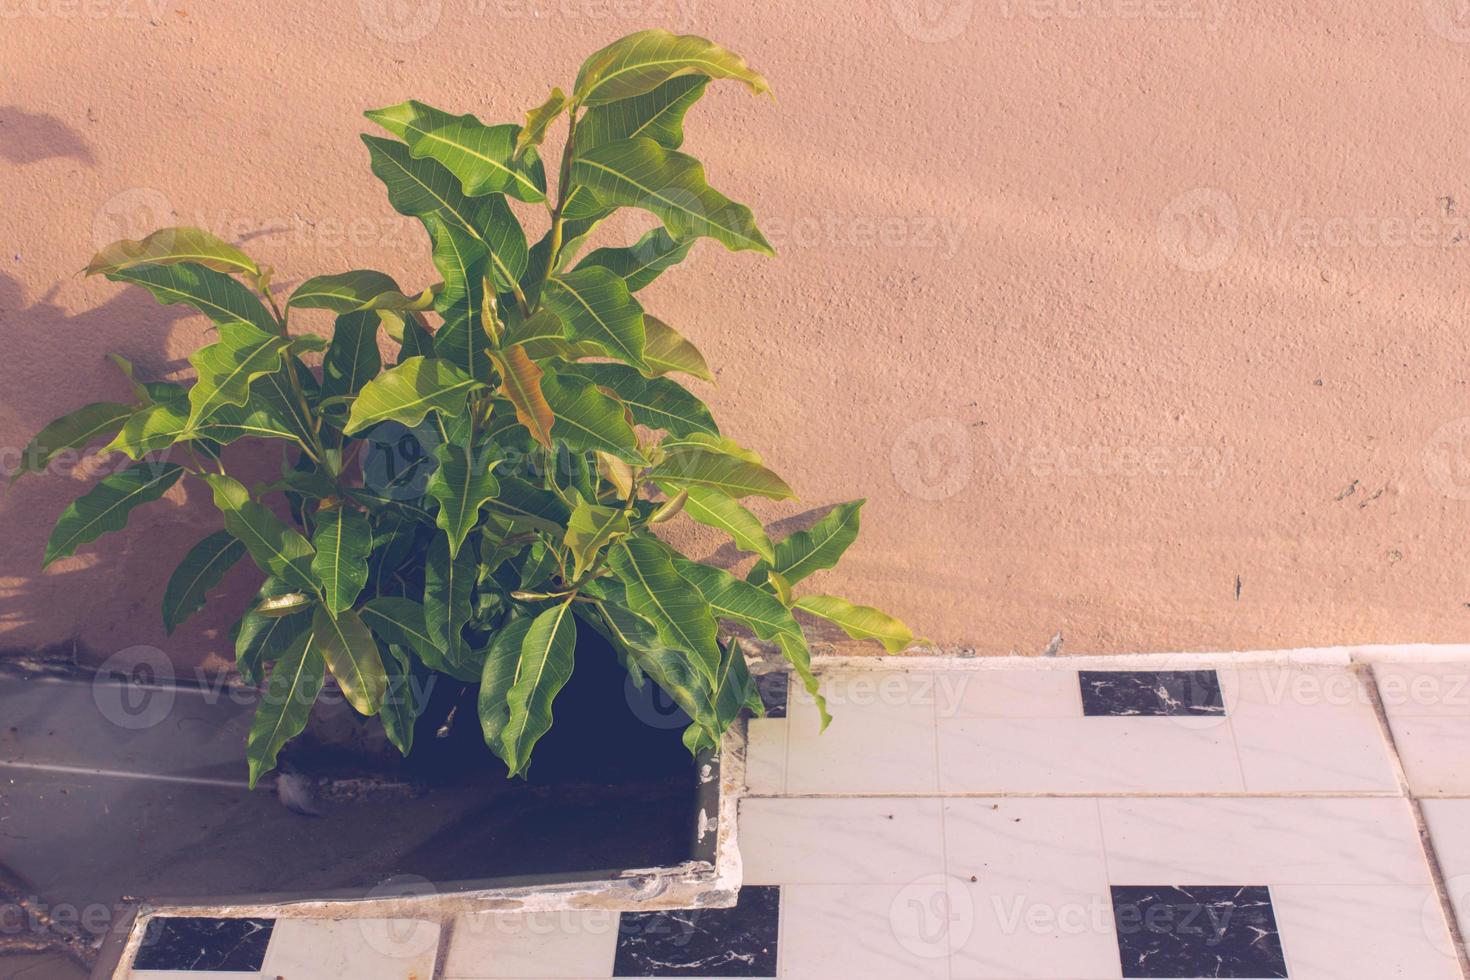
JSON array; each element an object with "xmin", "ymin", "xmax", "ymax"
[
  {"xmin": 0, "ymin": 273, "xmax": 268, "ymax": 673},
  {"xmin": 0, "ymin": 107, "xmax": 95, "ymax": 166}
]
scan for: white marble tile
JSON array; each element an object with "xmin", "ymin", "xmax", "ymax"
[
  {"xmin": 441, "ymin": 909, "xmax": 618, "ymax": 978},
  {"xmin": 1272, "ymin": 885, "xmax": 1462, "ymax": 979},
  {"xmin": 744, "ymin": 716, "xmax": 788, "ymax": 795},
  {"xmin": 1385, "ymin": 715, "xmax": 1470, "ymax": 796},
  {"xmin": 258, "ymin": 918, "xmax": 440, "ymax": 979},
  {"xmin": 740, "ymin": 797, "xmax": 945, "ymax": 885},
  {"xmin": 1100, "ymin": 797, "xmax": 1430, "ymax": 886},
  {"xmin": 782, "ymin": 674, "xmax": 938, "ymax": 794},
  {"xmin": 941, "ymin": 669, "xmax": 1084, "ymax": 718},
  {"xmin": 1227, "ymin": 666, "xmax": 1399, "ymax": 793},
  {"xmin": 937, "ymin": 717, "xmax": 1244, "ymax": 794},
  {"xmin": 1422, "ymin": 799, "xmax": 1470, "ymax": 952},
  {"xmin": 942, "ymin": 799, "xmax": 1120, "ymax": 978},
  {"xmin": 778, "ymin": 883, "xmax": 952, "ymax": 979},
  {"xmin": 130, "ymin": 973, "xmax": 263, "ymax": 979},
  {"xmin": 1373, "ymin": 663, "xmax": 1470, "ymax": 718}
]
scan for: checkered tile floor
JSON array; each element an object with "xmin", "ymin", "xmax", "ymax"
[{"xmin": 117, "ymin": 660, "xmax": 1470, "ymax": 979}]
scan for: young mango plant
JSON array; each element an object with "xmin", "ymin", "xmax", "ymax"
[{"xmin": 21, "ymin": 30, "xmax": 913, "ymax": 787}]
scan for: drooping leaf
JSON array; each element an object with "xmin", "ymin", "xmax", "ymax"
[
  {"xmin": 235, "ymin": 596, "xmax": 310, "ymax": 687},
  {"xmin": 573, "ymin": 30, "xmax": 770, "ymax": 107},
  {"xmin": 568, "ymin": 362, "xmax": 715, "ymax": 436},
  {"xmin": 87, "ymin": 227, "xmax": 261, "ymax": 281},
  {"xmin": 680, "ymin": 486, "xmax": 774, "ymax": 562},
  {"xmin": 424, "ymin": 531, "xmax": 475, "ymax": 672},
  {"xmin": 578, "ymin": 75, "xmax": 708, "ymax": 152},
  {"xmin": 564, "ymin": 496, "xmax": 631, "ymax": 581},
  {"xmin": 500, "ymin": 601, "xmax": 577, "ymax": 776},
  {"xmin": 379, "ymin": 641, "xmax": 419, "ymax": 756},
  {"xmin": 490, "ymin": 475, "xmax": 571, "ymax": 535},
  {"xmin": 310, "ymin": 507, "xmax": 373, "ymax": 613},
  {"xmin": 365, "ymin": 101, "xmax": 547, "ymax": 202},
  {"xmin": 767, "ymin": 568, "xmax": 793, "ymax": 607},
  {"xmin": 608, "ymin": 536, "xmax": 721, "ymax": 685},
  {"xmin": 12, "ymin": 402, "xmax": 133, "ymax": 485},
  {"xmin": 343, "ymin": 356, "xmax": 482, "ymax": 435},
  {"xmin": 42, "ymin": 462, "xmax": 182, "ymax": 567},
  {"xmin": 491, "ymin": 347, "xmax": 555, "ymax": 450},
  {"xmin": 185, "ymin": 321, "xmax": 289, "ymax": 428},
  {"xmin": 642, "ymin": 315, "xmax": 713, "ymax": 381},
  {"xmin": 257, "ymin": 592, "xmax": 312, "ymax": 617},
  {"xmin": 795, "ymin": 595, "xmax": 914, "ymax": 653},
  {"xmin": 534, "ymin": 372, "xmax": 642, "ymax": 464},
  {"xmin": 311, "ymin": 605, "xmax": 387, "ymax": 715},
  {"xmin": 750, "ymin": 499, "xmax": 864, "ymax": 587},
  {"xmin": 287, "ymin": 270, "xmax": 436, "ymax": 313},
  {"xmin": 359, "ymin": 595, "xmax": 473, "ymax": 680},
  {"xmin": 103, "ymin": 262, "xmax": 277, "ymax": 332},
  {"xmin": 517, "ymin": 87, "xmax": 568, "ymax": 157},
  {"xmin": 188, "ymin": 376, "xmax": 308, "ymax": 449},
  {"xmin": 575, "ymin": 227, "xmax": 693, "ymax": 292},
  {"xmin": 245, "ymin": 627, "xmax": 325, "ymax": 788},
  {"xmin": 477, "ymin": 617, "xmax": 530, "ymax": 754},
  {"xmin": 426, "ymin": 443, "xmax": 499, "ymax": 558},
  {"xmin": 162, "ymin": 530, "xmax": 247, "ymax": 634},
  {"xmin": 319, "ymin": 311, "xmax": 383, "ymax": 405},
  {"xmin": 542, "ymin": 267, "xmax": 648, "ymax": 369},
  {"xmin": 649, "ymin": 446, "xmax": 792, "ymax": 499},
  {"xmin": 572, "ymin": 138, "xmax": 773, "ymax": 255},
  {"xmin": 104, "ymin": 393, "xmax": 190, "ymax": 460},
  {"xmin": 203, "ymin": 473, "xmax": 318, "ymax": 594},
  {"xmin": 709, "ymin": 636, "xmax": 758, "ymax": 735}
]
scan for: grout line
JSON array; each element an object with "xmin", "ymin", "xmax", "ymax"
[
  {"xmin": 743, "ymin": 789, "xmax": 1405, "ymax": 800},
  {"xmin": 1358, "ymin": 662, "xmax": 1470, "ymax": 980},
  {"xmin": 928, "ymin": 688, "xmax": 954, "ymax": 979}
]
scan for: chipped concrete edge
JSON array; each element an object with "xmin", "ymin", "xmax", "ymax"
[{"xmin": 106, "ymin": 721, "xmax": 749, "ymax": 978}]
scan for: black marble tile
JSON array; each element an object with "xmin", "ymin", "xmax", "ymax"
[
  {"xmin": 1080, "ymin": 670, "xmax": 1226, "ymax": 717},
  {"xmin": 132, "ymin": 916, "xmax": 274, "ymax": 972},
  {"xmin": 1111, "ymin": 885, "xmax": 1287, "ymax": 978},
  {"xmin": 755, "ymin": 672, "xmax": 789, "ymax": 718},
  {"xmin": 614, "ymin": 885, "xmax": 779, "ymax": 977}
]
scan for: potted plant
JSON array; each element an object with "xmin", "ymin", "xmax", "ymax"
[{"xmin": 17, "ymin": 30, "xmax": 912, "ymax": 790}]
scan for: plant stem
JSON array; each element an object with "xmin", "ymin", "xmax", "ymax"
[{"xmin": 538, "ymin": 110, "xmax": 579, "ymax": 301}]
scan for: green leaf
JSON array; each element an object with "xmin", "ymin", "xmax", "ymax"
[
  {"xmin": 185, "ymin": 321, "xmax": 289, "ymax": 428},
  {"xmin": 608, "ymin": 536, "xmax": 720, "ymax": 685},
  {"xmin": 162, "ymin": 530, "xmax": 246, "ymax": 634},
  {"xmin": 287, "ymin": 270, "xmax": 436, "ymax": 313},
  {"xmin": 490, "ymin": 475, "xmax": 571, "ymax": 535},
  {"xmin": 12, "ymin": 402, "xmax": 132, "ymax": 485},
  {"xmin": 649, "ymin": 446, "xmax": 792, "ymax": 499},
  {"xmin": 245, "ymin": 627, "xmax": 325, "ymax": 788},
  {"xmin": 572, "ymin": 138, "xmax": 772, "ymax": 255},
  {"xmin": 105, "ymin": 396, "xmax": 189, "ymax": 460},
  {"xmin": 360, "ymin": 595, "xmax": 477, "ymax": 680},
  {"xmin": 575, "ymin": 227, "xmax": 693, "ymax": 292},
  {"xmin": 795, "ymin": 595, "xmax": 914, "ymax": 653},
  {"xmin": 365, "ymin": 101, "xmax": 547, "ymax": 202},
  {"xmin": 86, "ymin": 227, "xmax": 260, "ymax": 280},
  {"xmin": 680, "ymin": 486, "xmax": 774, "ymax": 562},
  {"xmin": 188, "ymin": 376, "xmax": 309, "ymax": 449},
  {"xmin": 491, "ymin": 347, "xmax": 555, "ymax": 450},
  {"xmin": 540, "ymin": 372, "xmax": 644, "ymax": 464},
  {"xmin": 500, "ymin": 601, "xmax": 577, "ymax": 776},
  {"xmin": 203, "ymin": 473, "xmax": 318, "ymax": 594},
  {"xmin": 235, "ymin": 597, "xmax": 309, "ymax": 687},
  {"xmin": 379, "ymin": 641, "xmax": 419, "ymax": 756},
  {"xmin": 569, "ymin": 363, "xmax": 715, "ymax": 437},
  {"xmin": 312, "ymin": 605, "xmax": 387, "ymax": 715},
  {"xmin": 310, "ymin": 507, "xmax": 373, "ymax": 614},
  {"xmin": 578, "ymin": 75, "xmax": 708, "ymax": 152},
  {"xmin": 542, "ymin": 267, "xmax": 648, "ymax": 369},
  {"xmin": 750, "ymin": 499, "xmax": 864, "ymax": 587},
  {"xmin": 573, "ymin": 30, "xmax": 771, "ymax": 107},
  {"xmin": 710, "ymin": 637, "xmax": 758, "ymax": 734},
  {"xmin": 565, "ymin": 496, "xmax": 631, "ymax": 581},
  {"xmin": 426, "ymin": 443, "xmax": 499, "ymax": 558},
  {"xmin": 43, "ymin": 462, "xmax": 182, "ymax": 567},
  {"xmin": 320, "ymin": 311, "xmax": 383, "ymax": 403},
  {"xmin": 424, "ymin": 531, "xmax": 475, "ymax": 671},
  {"xmin": 517, "ymin": 87, "xmax": 568, "ymax": 157},
  {"xmin": 343, "ymin": 356, "xmax": 482, "ymax": 435},
  {"xmin": 104, "ymin": 262, "xmax": 277, "ymax": 332},
  {"xmin": 642, "ymin": 315, "xmax": 713, "ymax": 382},
  {"xmin": 477, "ymin": 617, "xmax": 530, "ymax": 754}
]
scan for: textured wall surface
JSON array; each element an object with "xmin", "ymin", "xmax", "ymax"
[{"xmin": 4, "ymin": 0, "xmax": 1470, "ymax": 672}]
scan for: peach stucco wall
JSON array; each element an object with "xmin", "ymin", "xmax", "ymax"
[{"xmin": 5, "ymin": 0, "xmax": 1470, "ymax": 671}]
